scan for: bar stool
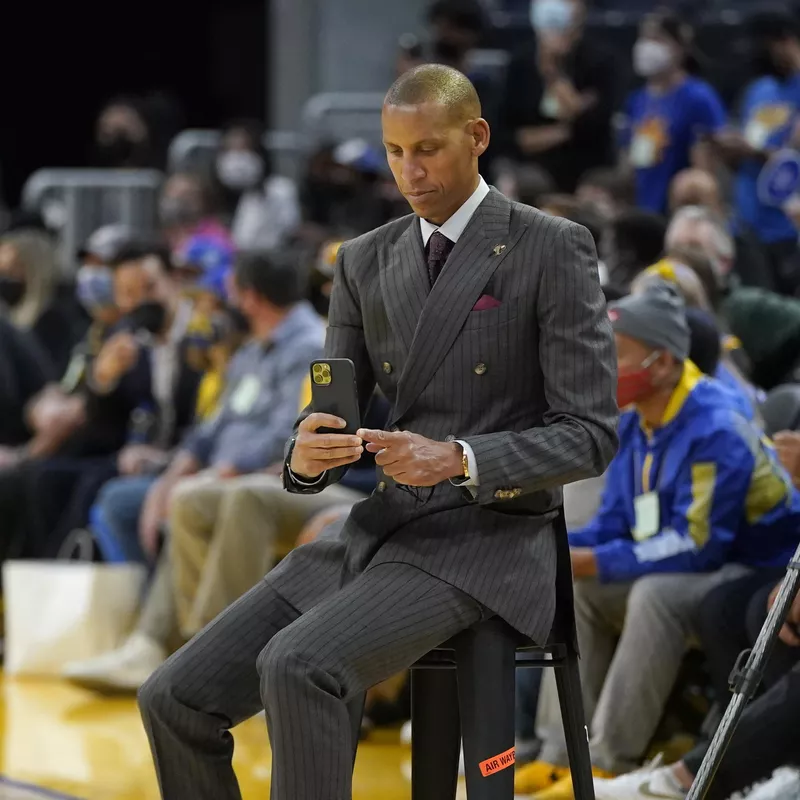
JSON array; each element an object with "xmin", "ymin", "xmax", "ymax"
[{"xmin": 409, "ymin": 509, "xmax": 594, "ymax": 800}]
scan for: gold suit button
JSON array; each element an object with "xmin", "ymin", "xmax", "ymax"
[
  {"xmin": 494, "ymin": 489, "xmax": 508, "ymax": 500},
  {"xmin": 376, "ymin": 481, "xmax": 387, "ymax": 493},
  {"xmin": 474, "ymin": 363, "xmax": 487, "ymax": 375},
  {"xmin": 382, "ymin": 361, "xmax": 393, "ymax": 374}
]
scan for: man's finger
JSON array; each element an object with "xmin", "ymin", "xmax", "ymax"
[
  {"xmin": 357, "ymin": 428, "xmax": 402, "ymax": 445},
  {"xmin": 305, "ymin": 454, "xmax": 362, "ymax": 471},
  {"xmin": 300, "ymin": 413, "xmax": 347, "ymax": 432},
  {"xmin": 374, "ymin": 448, "xmax": 402, "ymax": 467},
  {"xmin": 300, "ymin": 433, "xmax": 363, "ymax": 450},
  {"xmin": 310, "ymin": 445, "xmax": 364, "ymax": 461},
  {"xmin": 779, "ymin": 624, "xmax": 800, "ymax": 647}
]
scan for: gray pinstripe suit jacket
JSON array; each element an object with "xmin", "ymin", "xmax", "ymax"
[{"xmin": 276, "ymin": 187, "xmax": 619, "ymax": 644}]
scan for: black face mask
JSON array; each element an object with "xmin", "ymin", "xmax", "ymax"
[
  {"xmin": 125, "ymin": 301, "xmax": 168, "ymax": 336},
  {"xmin": 94, "ymin": 134, "xmax": 142, "ymax": 167},
  {"xmin": 0, "ymin": 276, "xmax": 25, "ymax": 308}
]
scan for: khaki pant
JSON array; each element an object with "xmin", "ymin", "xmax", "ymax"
[{"xmin": 160, "ymin": 472, "xmax": 363, "ymax": 641}]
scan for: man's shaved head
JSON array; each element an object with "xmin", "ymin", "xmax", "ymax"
[
  {"xmin": 381, "ymin": 64, "xmax": 490, "ymax": 225},
  {"xmin": 384, "ymin": 64, "xmax": 481, "ymax": 123}
]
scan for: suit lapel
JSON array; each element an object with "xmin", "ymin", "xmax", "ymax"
[
  {"xmin": 391, "ymin": 189, "xmax": 526, "ymax": 425},
  {"xmin": 379, "ymin": 216, "xmax": 430, "ymax": 355}
]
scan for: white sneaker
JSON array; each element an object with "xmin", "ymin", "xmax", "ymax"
[
  {"xmin": 594, "ymin": 756, "xmax": 686, "ymax": 800},
  {"xmin": 61, "ymin": 632, "xmax": 167, "ymax": 693}
]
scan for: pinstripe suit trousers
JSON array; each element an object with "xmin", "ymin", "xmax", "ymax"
[{"xmin": 139, "ymin": 560, "xmax": 484, "ymax": 800}]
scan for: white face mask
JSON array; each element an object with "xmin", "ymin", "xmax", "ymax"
[
  {"xmin": 216, "ymin": 150, "xmax": 265, "ymax": 192},
  {"xmin": 633, "ymin": 39, "xmax": 674, "ymax": 78},
  {"xmin": 530, "ymin": 0, "xmax": 574, "ymax": 33}
]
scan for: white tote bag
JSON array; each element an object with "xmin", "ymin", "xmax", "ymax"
[{"xmin": 3, "ymin": 559, "xmax": 146, "ymax": 677}]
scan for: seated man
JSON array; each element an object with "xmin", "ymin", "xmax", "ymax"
[
  {"xmin": 519, "ymin": 281, "xmax": 800, "ymax": 797},
  {"xmin": 594, "ymin": 564, "xmax": 800, "ymax": 800},
  {"xmin": 62, "ymin": 249, "xmax": 329, "ymax": 690}
]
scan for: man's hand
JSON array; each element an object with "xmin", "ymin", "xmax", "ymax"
[
  {"xmin": 358, "ymin": 428, "xmax": 462, "ymax": 487},
  {"xmin": 290, "ymin": 413, "xmax": 364, "ymax": 480},
  {"xmin": 215, "ymin": 463, "xmax": 240, "ymax": 480},
  {"xmin": 768, "ymin": 578, "xmax": 800, "ymax": 647},
  {"xmin": 117, "ymin": 444, "xmax": 169, "ymax": 476},
  {"xmin": 93, "ymin": 332, "xmax": 140, "ymax": 390},
  {"xmin": 570, "ymin": 547, "xmax": 598, "ymax": 579},
  {"xmin": 774, "ymin": 431, "xmax": 800, "ymax": 488}
]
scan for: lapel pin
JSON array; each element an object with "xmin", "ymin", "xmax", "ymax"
[{"xmin": 493, "ymin": 244, "xmax": 506, "ymax": 256}]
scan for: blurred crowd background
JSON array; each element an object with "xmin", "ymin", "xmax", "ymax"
[{"xmin": 3, "ymin": 0, "xmax": 800, "ymax": 798}]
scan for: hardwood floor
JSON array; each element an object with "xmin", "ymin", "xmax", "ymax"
[{"xmin": 0, "ymin": 675, "xmax": 418, "ymax": 799}]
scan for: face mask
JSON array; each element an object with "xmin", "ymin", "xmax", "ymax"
[
  {"xmin": 159, "ymin": 196, "xmax": 202, "ymax": 228},
  {"xmin": 0, "ymin": 276, "xmax": 25, "ymax": 308},
  {"xmin": 616, "ymin": 351, "xmax": 660, "ymax": 409},
  {"xmin": 216, "ymin": 150, "xmax": 265, "ymax": 192},
  {"xmin": 530, "ymin": 0, "xmax": 574, "ymax": 33},
  {"xmin": 633, "ymin": 39, "xmax": 674, "ymax": 78},
  {"xmin": 95, "ymin": 134, "xmax": 139, "ymax": 167},
  {"xmin": 76, "ymin": 265, "xmax": 114, "ymax": 311},
  {"xmin": 125, "ymin": 300, "xmax": 168, "ymax": 336}
]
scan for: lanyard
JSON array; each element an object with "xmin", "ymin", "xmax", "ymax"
[{"xmin": 635, "ymin": 440, "xmax": 663, "ymax": 497}]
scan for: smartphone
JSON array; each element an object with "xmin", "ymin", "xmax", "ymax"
[{"xmin": 310, "ymin": 358, "xmax": 361, "ymax": 435}]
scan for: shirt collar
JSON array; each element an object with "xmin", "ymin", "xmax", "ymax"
[{"xmin": 419, "ymin": 176, "xmax": 490, "ymax": 247}]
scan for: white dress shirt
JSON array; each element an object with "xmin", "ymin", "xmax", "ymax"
[
  {"xmin": 418, "ymin": 176, "xmax": 490, "ymax": 490},
  {"xmin": 293, "ymin": 176, "xmax": 490, "ymax": 489}
]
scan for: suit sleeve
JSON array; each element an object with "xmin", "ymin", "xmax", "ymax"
[
  {"xmin": 463, "ymin": 220, "xmax": 619, "ymax": 506},
  {"xmin": 593, "ymin": 429, "xmax": 753, "ymax": 583},
  {"xmin": 284, "ymin": 241, "xmax": 377, "ymax": 494}
]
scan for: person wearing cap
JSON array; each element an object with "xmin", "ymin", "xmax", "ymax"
[
  {"xmin": 622, "ymin": 11, "xmax": 726, "ymax": 214},
  {"xmin": 517, "ymin": 281, "xmax": 800, "ymax": 797}
]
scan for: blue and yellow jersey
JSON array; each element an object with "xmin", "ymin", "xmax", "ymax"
[{"xmin": 572, "ymin": 360, "xmax": 800, "ymax": 582}]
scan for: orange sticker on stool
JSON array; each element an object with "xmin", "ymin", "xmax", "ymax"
[{"xmin": 478, "ymin": 746, "xmax": 516, "ymax": 777}]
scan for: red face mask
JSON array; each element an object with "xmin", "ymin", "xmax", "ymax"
[{"xmin": 616, "ymin": 351, "xmax": 660, "ymax": 409}]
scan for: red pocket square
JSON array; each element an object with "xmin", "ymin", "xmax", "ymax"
[{"xmin": 472, "ymin": 294, "xmax": 502, "ymax": 311}]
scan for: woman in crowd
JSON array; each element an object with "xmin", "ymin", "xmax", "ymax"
[
  {"xmin": 214, "ymin": 120, "xmax": 300, "ymax": 251},
  {"xmin": 0, "ymin": 229, "xmax": 86, "ymax": 375},
  {"xmin": 621, "ymin": 11, "xmax": 726, "ymax": 214}
]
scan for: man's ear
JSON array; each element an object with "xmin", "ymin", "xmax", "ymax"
[{"xmin": 469, "ymin": 118, "xmax": 491, "ymax": 157}]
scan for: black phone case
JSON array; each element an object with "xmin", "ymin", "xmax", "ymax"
[{"xmin": 310, "ymin": 358, "xmax": 361, "ymax": 435}]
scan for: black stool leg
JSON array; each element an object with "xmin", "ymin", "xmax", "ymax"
[
  {"xmin": 411, "ymin": 667, "xmax": 460, "ymax": 800},
  {"xmin": 456, "ymin": 620, "xmax": 517, "ymax": 800},
  {"xmin": 555, "ymin": 650, "xmax": 596, "ymax": 800},
  {"xmin": 346, "ymin": 693, "xmax": 366, "ymax": 767}
]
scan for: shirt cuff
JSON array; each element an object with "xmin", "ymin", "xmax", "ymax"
[{"xmin": 288, "ymin": 466, "xmax": 326, "ymax": 486}]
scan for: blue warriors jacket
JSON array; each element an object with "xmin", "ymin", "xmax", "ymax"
[{"xmin": 572, "ymin": 360, "xmax": 800, "ymax": 582}]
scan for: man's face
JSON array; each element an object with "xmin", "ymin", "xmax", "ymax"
[
  {"xmin": 382, "ymin": 101, "xmax": 489, "ymax": 225},
  {"xmin": 667, "ymin": 218, "xmax": 716, "ymax": 266},
  {"xmin": 615, "ymin": 332, "xmax": 675, "ymax": 389},
  {"xmin": 113, "ymin": 257, "xmax": 171, "ymax": 316}
]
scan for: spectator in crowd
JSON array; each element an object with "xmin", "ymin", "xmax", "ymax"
[
  {"xmin": 621, "ymin": 11, "xmax": 726, "ymax": 214},
  {"xmin": 710, "ymin": 10, "xmax": 800, "ymax": 296},
  {"xmin": 665, "ymin": 205, "xmax": 734, "ymax": 298},
  {"xmin": 669, "ymin": 168, "xmax": 774, "ymax": 291},
  {"xmin": 633, "ymin": 258, "xmax": 761, "ymax": 420},
  {"xmin": 601, "ymin": 209, "xmax": 667, "ymax": 291},
  {"xmin": 495, "ymin": 162, "xmax": 555, "ymax": 208},
  {"xmin": 519, "ymin": 282, "xmax": 800, "ymax": 797},
  {"xmin": 63, "ymin": 250, "xmax": 327, "ymax": 689},
  {"xmin": 594, "ymin": 566, "xmax": 800, "ymax": 800},
  {"xmin": 158, "ymin": 172, "xmax": 233, "ymax": 268},
  {"xmin": 501, "ymin": 0, "xmax": 617, "ymax": 192},
  {"xmin": 0, "ymin": 229, "xmax": 87, "ymax": 376},
  {"xmin": 19, "ymin": 241, "xmax": 216, "ymax": 557},
  {"xmin": 91, "ymin": 97, "xmax": 155, "ymax": 169},
  {"xmin": 576, "ymin": 167, "xmax": 635, "ymax": 221},
  {"xmin": 214, "ymin": 119, "xmax": 300, "ymax": 251}
]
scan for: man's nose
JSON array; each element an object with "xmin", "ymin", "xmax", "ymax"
[{"xmin": 401, "ymin": 158, "xmax": 426, "ymax": 185}]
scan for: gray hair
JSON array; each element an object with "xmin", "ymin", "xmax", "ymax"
[
  {"xmin": 0, "ymin": 230, "xmax": 58, "ymax": 328},
  {"xmin": 665, "ymin": 205, "xmax": 734, "ymax": 274}
]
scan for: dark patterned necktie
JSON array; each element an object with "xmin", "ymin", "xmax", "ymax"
[{"xmin": 426, "ymin": 230, "xmax": 454, "ymax": 287}]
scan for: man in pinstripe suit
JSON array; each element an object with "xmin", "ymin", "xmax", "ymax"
[{"xmin": 139, "ymin": 64, "xmax": 618, "ymax": 799}]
